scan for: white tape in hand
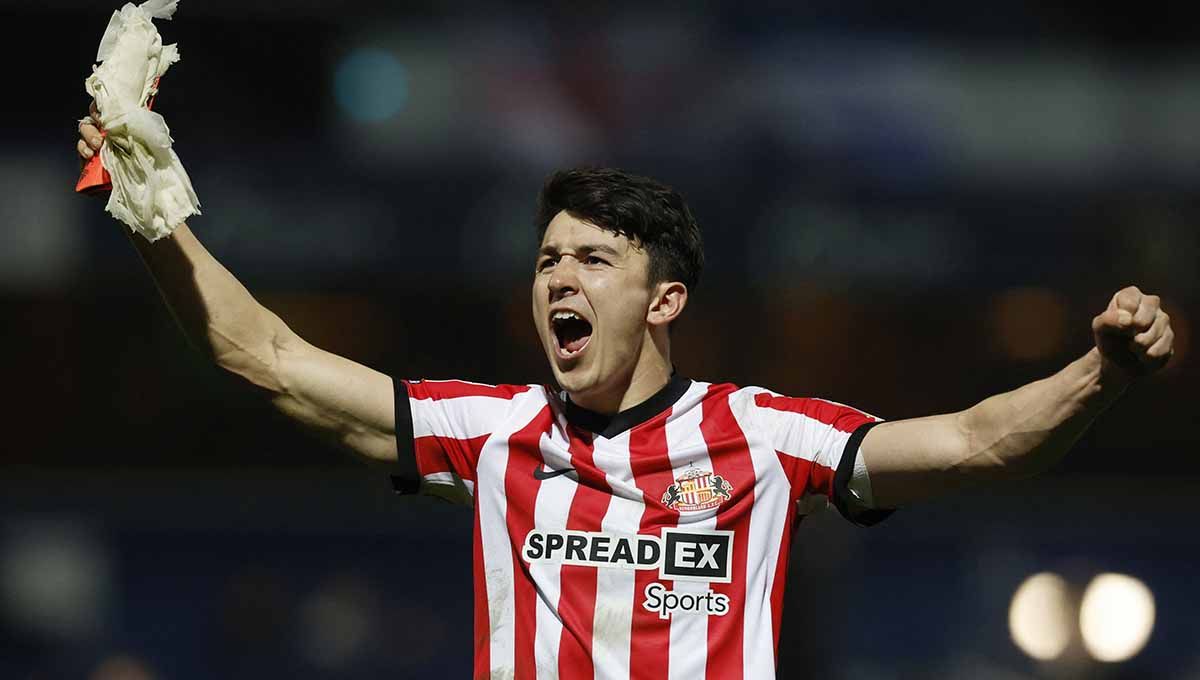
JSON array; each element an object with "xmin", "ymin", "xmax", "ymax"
[{"xmin": 85, "ymin": 0, "xmax": 199, "ymax": 241}]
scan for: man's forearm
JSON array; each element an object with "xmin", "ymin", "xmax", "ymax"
[
  {"xmin": 863, "ymin": 348, "xmax": 1127, "ymax": 508},
  {"xmin": 959, "ymin": 348, "xmax": 1126, "ymax": 480},
  {"xmin": 126, "ymin": 222, "xmax": 288, "ymax": 390}
]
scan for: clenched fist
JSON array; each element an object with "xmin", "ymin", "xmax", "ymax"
[
  {"xmin": 1092, "ymin": 285, "xmax": 1174, "ymax": 381},
  {"xmin": 76, "ymin": 99, "xmax": 104, "ymax": 165}
]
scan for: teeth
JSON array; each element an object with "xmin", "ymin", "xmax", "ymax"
[{"xmin": 552, "ymin": 311, "xmax": 582, "ymax": 322}]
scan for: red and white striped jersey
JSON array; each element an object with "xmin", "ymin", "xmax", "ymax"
[{"xmin": 392, "ymin": 374, "xmax": 892, "ymax": 680}]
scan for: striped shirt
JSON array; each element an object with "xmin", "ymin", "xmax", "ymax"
[{"xmin": 392, "ymin": 374, "xmax": 892, "ymax": 680}]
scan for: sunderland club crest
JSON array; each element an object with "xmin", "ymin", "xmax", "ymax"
[{"xmin": 661, "ymin": 467, "xmax": 733, "ymax": 512}]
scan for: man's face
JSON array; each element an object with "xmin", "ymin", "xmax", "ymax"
[{"xmin": 532, "ymin": 211, "xmax": 655, "ymax": 404}]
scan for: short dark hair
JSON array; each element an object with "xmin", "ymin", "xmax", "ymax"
[{"xmin": 535, "ymin": 167, "xmax": 704, "ymax": 292}]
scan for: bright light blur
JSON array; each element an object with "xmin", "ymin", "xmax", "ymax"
[
  {"xmin": 1008, "ymin": 572, "xmax": 1073, "ymax": 661},
  {"xmin": 1079, "ymin": 573, "xmax": 1156, "ymax": 662}
]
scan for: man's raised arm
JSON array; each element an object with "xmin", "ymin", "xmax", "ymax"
[
  {"xmin": 77, "ymin": 106, "xmax": 398, "ymax": 464},
  {"xmin": 858, "ymin": 285, "xmax": 1174, "ymax": 509}
]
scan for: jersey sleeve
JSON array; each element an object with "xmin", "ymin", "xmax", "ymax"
[
  {"xmin": 748, "ymin": 391, "xmax": 894, "ymax": 527},
  {"xmin": 391, "ymin": 378, "xmax": 531, "ymax": 504}
]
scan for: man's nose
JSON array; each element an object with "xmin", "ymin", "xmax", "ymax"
[{"xmin": 549, "ymin": 257, "xmax": 580, "ymax": 301}]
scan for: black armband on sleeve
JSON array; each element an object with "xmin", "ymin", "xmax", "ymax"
[
  {"xmin": 832, "ymin": 421, "xmax": 895, "ymax": 527},
  {"xmin": 389, "ymin": 377, "xmax": 420, "ymax": 495}
]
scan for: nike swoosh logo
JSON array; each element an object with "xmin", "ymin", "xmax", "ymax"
[{"xmin": 533, "ymin": 466, "xmax": 576, "ymax": 480}]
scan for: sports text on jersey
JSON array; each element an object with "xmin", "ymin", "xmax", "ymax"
[
  {"xmin": 522, "ymin": 528, "xmax": 734, "ymax": 583},
  {"xmin": 642, "ymin": 582, "xmax": 730, "ymax": 620}
]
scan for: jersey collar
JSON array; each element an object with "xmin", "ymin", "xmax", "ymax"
[{"xmin": 564, "ymin": 373, "xmax": 692, "ymax": 439}]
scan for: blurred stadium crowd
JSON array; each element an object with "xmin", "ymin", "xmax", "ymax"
[{"xmin": 2, "ymin": 1, "xmax": 1197, "ymax": 678}]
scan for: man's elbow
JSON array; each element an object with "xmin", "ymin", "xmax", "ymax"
[{"xmin": 212, "ymin": 310, "xmax": 294, "ymax": 394}]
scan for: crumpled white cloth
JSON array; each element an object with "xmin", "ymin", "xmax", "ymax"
[{"xmin": 85, "ymin": 0, "xmax": 199, "ymax": 242}]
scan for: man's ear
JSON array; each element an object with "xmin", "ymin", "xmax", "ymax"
[{"xmin": 647, "ymin": 281, "xmax": 688, "ymax": 328}]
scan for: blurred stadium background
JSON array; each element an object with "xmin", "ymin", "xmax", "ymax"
[{"xmin": 3, "ymin": 1, "xmax": 1198, "ymax": 678}]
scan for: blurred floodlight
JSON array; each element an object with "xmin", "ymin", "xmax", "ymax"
[
  {"xmin": 1, "ymin": 520, "xmax": 111, "ymax": 640},
  {"xmin": 89, "ymin": 655, "xmax": 156, "ymax": 680},
  {"xmin": 1008, "ymin": 572, "xmax": 1072, "ymax": 661},
  {"xmin": 334, "ymin": 48, "xmax": 409, "ymax": 123},
  {"xmin": 991, "ymin": 287, "xmax": 1068, "ymax": 361},
  {"xmin": 0, "ymin": 159, "xmax": 85, "ymax": 289},
  {"xmin": 1079, "ymin": 573, "xmax": 1155, "ymax": 662},
  {"xmin": 298, "ymin": 575, "xmax": 377, "ymax": 669}
]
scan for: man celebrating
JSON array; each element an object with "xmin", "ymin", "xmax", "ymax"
[{"xmin": 78, "ymin": 112, "xmax": 1174, "ymax": 680}]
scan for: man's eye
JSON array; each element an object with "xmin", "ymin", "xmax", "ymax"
[
  {"xmin": 584, "ymin": 256, "xmax": 608, "ymax": 266},
  {"xmin": 537, "ymin": 258, "xmax": 556, "ymax": 271}
]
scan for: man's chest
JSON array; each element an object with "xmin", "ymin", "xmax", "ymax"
[{"xmin": 473, "ymin": 421, "xmax": 792, "ymax": 583}]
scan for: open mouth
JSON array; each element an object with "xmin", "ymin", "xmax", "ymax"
[{"xmin": 551, "ymin": 310, "xmax": 593, "ymax": 358}]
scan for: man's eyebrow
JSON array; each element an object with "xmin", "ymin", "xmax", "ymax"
[
  {"xmin": 582, "ymin": 244, "xmax": 621, "ymax": 257},
  {"xmin": 536, "ymin": 243, "xmax": 622, "ymax": 258}
]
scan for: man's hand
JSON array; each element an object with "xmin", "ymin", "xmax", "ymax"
[
  {"xmin": 76, "ymin": 100, "xmax": 103, "ymax": 165},
  {"xmin": 1091, "ymin": 285, "xmax": 1175, "ymax": 385}
]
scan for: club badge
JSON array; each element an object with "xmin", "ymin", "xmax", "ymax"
[{"xmin": 661, "ymin": 467, "xmax": 733, "ymax": 512}]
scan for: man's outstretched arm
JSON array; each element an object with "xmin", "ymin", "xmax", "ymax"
[
  {"xmin": 859, "ymin": 285, "xmax": 1174, "ymax": 509},
  {"xmin": 78, "ymin": 108, "xmax": 398, "ymax": 464}
]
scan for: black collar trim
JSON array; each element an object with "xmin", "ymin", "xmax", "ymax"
[{"xmin": 564, "ymin": 374, "xmax": 692, "ymax": 439}]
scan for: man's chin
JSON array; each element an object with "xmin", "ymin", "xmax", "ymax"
[
  {"xmin": 551, "ymin": 362, "xmax": 597, "ymax": 397},
  {"xmin": 553, "ymin": 369, "xmax": 588, "ymax": 394}
]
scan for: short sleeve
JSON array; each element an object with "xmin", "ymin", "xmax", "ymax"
[
  {"xmin": 748, "ymin": 391, "xmax": 894, "ymax": 527},
  {"xmin": 391, "ymin": 378, "xmax": 531, "ymax": 504}
]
